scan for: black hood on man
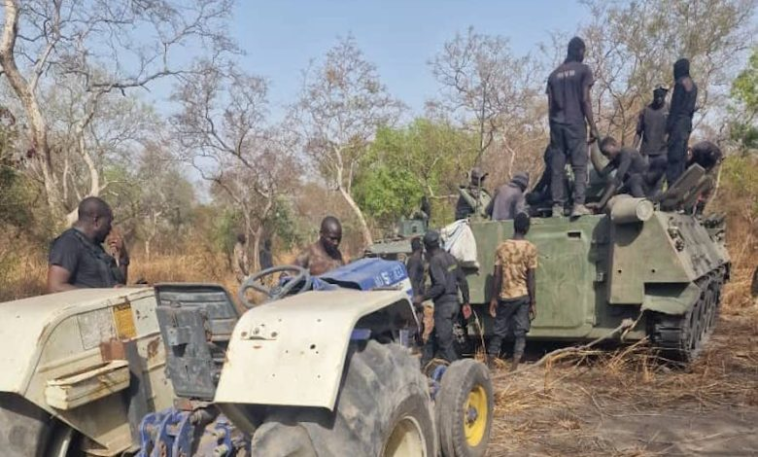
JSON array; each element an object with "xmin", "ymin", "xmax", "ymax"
[{"xmin": 674, "ymin": 58, "xmax": 690, "ymax": 80}]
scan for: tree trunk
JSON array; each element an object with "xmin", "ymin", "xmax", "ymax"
[
  {"xmin": 251, "ymin": 224, "xmax": 264, "ymax": 273},
  {"xmin": 0, "ymin": 0, "xmax": 62, "ymax": 218},
  {"xmin": 338, "ymin": 185, "xmax": 373, "ymax": 248}
]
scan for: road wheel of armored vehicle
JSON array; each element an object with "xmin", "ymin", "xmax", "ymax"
[
  {"xmin": 649, "ymin": 274, "xmax": 725, "ymax": 364},
  {"xmin": 436, "ymin": 359, "xmax": 494, "ymax": 457},
  {"xmin": 250, "ymin": 340, "xmax": 436, "ymax": 456}
]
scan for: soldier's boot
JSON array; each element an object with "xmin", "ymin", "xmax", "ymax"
[
  {"xmin": 552, "ymin": 204, "xmax": 564, "ymax": 217},
  {"xmin": 510, "ymin": 352, "xmax": 523, "ymax": 372},
  {"xmin": 570, "ymin": 204, "xmax": 592, "ymax": 217}
]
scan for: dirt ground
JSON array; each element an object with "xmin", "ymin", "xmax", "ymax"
[{"xmin": 486, "ymin": 306, "xmax": 758, "ymax": 456}]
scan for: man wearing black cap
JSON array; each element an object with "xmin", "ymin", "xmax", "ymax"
[
  {"xmin": 413, "ymin": 230, "xmax": 470, "ymax": 365},
  {"xmin": 455, "ymin": 167, "xmax": 491, "ymax": 220},
  {"xmin": 546, "ymin": 36, "xmax": 599, "ymax": 218},
  {"xmin": 634, "ymin": 86, "xmax": 669, "ymax": 193},
  {"xmin": 666, "ymin": 58, "xmax": 698, "ymax": 185},
  {"xmin": 487, "ymin": 172, "xmax": 530, "ymax": 221}
]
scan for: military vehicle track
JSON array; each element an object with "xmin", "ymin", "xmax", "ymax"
[{"xmin": 648, "ymin": 267, "xmax": 727, "ymax": 363}]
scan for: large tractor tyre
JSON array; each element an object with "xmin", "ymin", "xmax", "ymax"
[
  {"xmin": 0, "ymin": 393, "xmax": 54, "ymax": 457},
  {"xmin": 250, "ymin": 340, "xmax": 436, "ymax": 457},
  {"xmin": 436, "ymin": 359, "xmax": 494, "ymax": 457}
]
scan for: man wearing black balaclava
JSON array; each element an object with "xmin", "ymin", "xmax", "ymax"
[
  {"xmin": 634, "ymin": 86, "xmax": 669, "ymax": 193},
  {"xmin": 666, "ymin": 58, "xmax": 698, "ymax": 185},
  {"xmin": 546, "ymin": 36, "xmax": 599, "ymax": 218}
]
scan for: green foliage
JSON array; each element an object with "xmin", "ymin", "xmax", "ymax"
[
  {"xmin": 353, "ymin": 165, "xmax": 424, "ymax": 227},
  {"xmin": 720, "ymin": 155, "xmax": 758, "ymax": 217},
  {"xmin": 0, "ymin": 166, "xmax": 34, "ymax": 228},
  {"xmin": 730, "ymin": 47, "xmax": 758, "ymax": 149},
  {"xmin": 732, "ymin": 48, "xmax": 758, "ymax": 112},
  {"xmin": 212, "ymin": 209, "xmax": 244, "ymax": 256},
  {"xmin": 353, "ymin": 118, "xmax": 479, "ymax": 228},
  {"xmin": 270, "ymin": 198, "xmax": 305, "ymax": 250}
]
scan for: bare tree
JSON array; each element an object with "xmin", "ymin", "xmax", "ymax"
[
  {"xmin": 578, "ymin": 0, "xmax": 757, "ymax": 142},
  {"xmin": 172, "ymin": 64, "xmax": 299, "ymax": 271},
  {"xmin": 295, "ymin": 35, "xmax": 404, "ymax": 247},
  {"xmin": 0, "ymin": 0, "xmax": 234, "ymax": 222},
  {"xmin": 430, "ymin": 27, "xmax": 542, "ymax": 171}
]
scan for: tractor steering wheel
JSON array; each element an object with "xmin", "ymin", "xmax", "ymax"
[{"xmin": 238, "ymin": 265, "xmax": 312, "ymax": 308}]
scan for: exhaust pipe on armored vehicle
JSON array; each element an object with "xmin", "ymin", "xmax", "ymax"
[{"xmin": 608, "ymin": 196, "xmax": 655, "ymax": 224}]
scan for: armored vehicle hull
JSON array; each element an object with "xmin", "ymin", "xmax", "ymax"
[
  {"xmin": 468, "ymin": 206, "xmax": 729, "ymax": 360},
  {"xmin": 367, "ymin": 201, "xmax": 730, "ymax": 362}
]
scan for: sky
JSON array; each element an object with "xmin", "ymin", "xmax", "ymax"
[{"xmin": 229, "ymin": 0, "xmax": 589, "ymax": 115}]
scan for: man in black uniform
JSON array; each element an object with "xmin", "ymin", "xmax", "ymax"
[
  {"xmin": 547, "ymin": 37, "xmax": 599, "ymax": 217},
  {"xmin": 413, "ymin": 230, "xmax": 470, "ymax": 365},
  {"xmin": 666, "ymin": 58, "xmax": 698, "ymax": 186},
  {"xmin": 687, "ymin": 140, "xmax": 723, "ymax": 214},
  {"xmin": 406, "ymin": 237, "xmax": 425, "ymax": 296},
  {"xmin": 47, "ymin": 197, "xmax": 128, "ymax": 293},
  {"xmin": 634, "ymin": 86, "xmax": 669, "ymax": 193},
  {"xmin": 596, "ymin": 137, "xmax": 650, "ymax": 206}
]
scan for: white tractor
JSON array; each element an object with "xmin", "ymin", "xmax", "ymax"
[{"xmin": 0, "ymin": 258, "xmax": 493, "ymax": 456}]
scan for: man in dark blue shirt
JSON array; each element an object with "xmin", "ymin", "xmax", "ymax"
[
  {"xmin": 47, "ymin": 197, "xmax": 128, "ymax": 292},
  {"xmin": 666, "ymin": 58, "xmax": 698, "ymax": 185},
  {"xmin": 547, "ymin": 37, "xmax": 599, "ymax": 218}
]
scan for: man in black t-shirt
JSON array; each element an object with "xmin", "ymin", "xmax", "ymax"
[
  {"xmin": 47, "ymin": 197, "xmax": 128, "ymax": 293},
  {"xmin": 634, "ymin": 86, "xmax": 669, "ymax": 192},
  {"xmin": 547, "ymin": 36, "xmax": 599, "ymax": 218},
  {"xmin": 594, "ymin": 137, "xmax": 652, "ymax": 209},
  {"xmin": 666, "ymin": 58, "xmax": 698, "ymax": 186}
]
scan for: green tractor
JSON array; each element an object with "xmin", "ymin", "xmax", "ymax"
[{"xmin": 366, "ymin": 149, "xmax": 730, "ymax": 363}]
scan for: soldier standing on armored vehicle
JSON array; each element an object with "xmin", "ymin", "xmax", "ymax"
[
  {"xmin": 634, "ymin": 86, "xmax": 669, "ymax": 193},
  {"xmin": 455, "ymin": 167, "xmax": 491, "ymax": 220},
  {"xmin": 487, "ymin": 213, "xmax": 537, "ymax": 371},
  {"xmin": 295, "ymin": 216, "xmax": 345, "ymax": 276},
  {"xmin": 47, "ymin": 197, "xmax": 128, "ymax": 293},
  {"xmin": 666, "ymin": 58, "xmax": 698, "ymax": 186},
  {"xmin": 547, "ymin": 36, "xmax": 599, "ymax": 218},
  {"xmin": 414, "ymin": 230, "xmax": 470, "ymax": 365}
]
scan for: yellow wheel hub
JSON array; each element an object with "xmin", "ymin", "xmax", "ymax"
[{"xmin": 463, "ymin": 385, "xmax": 488, "ymax": 447}]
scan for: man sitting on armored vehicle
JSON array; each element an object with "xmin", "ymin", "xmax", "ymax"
[
  {"xmin": 455, "ymin": 167, "xmax": 492, "ymax": 220},
  {"xmin": 486, "ymin": 172, "xmax": 529, "ymax": 221},
  {"xmin": 294, "ymin": 216, "xmax": 345, "ymax": 276},
  {"xmin": 47, "ymin": 197, "xmax": 128, "ymax": 293},
  {"xmin": 414, "ymin": 230, "xmax": 470, "ymax": 365},
  {"xmin": 487, "ymin": 212, "xmax": 537, "ymax": 371}
]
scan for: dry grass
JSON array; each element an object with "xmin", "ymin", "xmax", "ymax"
[{"xmin": 487, "ymin": 262, "xmax": 758, "ymax": 456}]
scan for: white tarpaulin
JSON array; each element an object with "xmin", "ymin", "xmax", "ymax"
[{"xmin": 441, "ymin": 220, "xmax": 479, "ymax": 269}]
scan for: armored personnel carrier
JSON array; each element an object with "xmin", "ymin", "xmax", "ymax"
[{"xmin": 366, "ymin": 152, "xmax": 730, "ymax": 363}]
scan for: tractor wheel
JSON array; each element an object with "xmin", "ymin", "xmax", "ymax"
[
  {"xmin": 250, "ymin": 340, "xmax": 436, "ymax": 457},
  {"xmin": 0, "ymin": 393, "xmax": 54, "ymax": 457},
  {"xmin": 436, "ymin": 359, "xmax": 494, "ymax": 457}
]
